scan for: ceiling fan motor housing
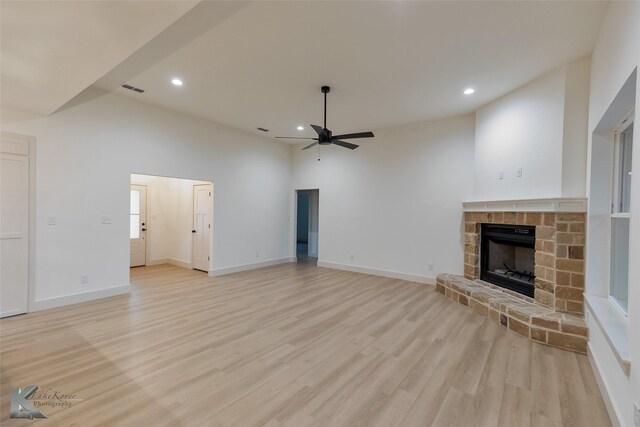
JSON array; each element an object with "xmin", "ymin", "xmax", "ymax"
[{"xmin": 319, "ymin": 129, "xmax": 332, "ymax": 144}]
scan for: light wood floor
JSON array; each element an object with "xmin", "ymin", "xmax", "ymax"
[{"xmin": 1, "ymin": 263, "xmax": 611, "ymax": 426}]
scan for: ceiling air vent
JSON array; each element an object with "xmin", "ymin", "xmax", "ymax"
[
  {"xmin": 121, "ymin": 84, "xmax": 145, "ymax": 93},
  {"xmin": 257, "ymin": 127, "xmax": 269, "ymax": 132}
]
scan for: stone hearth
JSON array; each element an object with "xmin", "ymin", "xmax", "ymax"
[{"xmin": 436, "ymin": 274, "xmax": 587, "ymax": 353}]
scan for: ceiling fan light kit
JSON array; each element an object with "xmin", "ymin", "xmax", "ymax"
[{"xmin": 276, "ymin": 85, "xmax": 375, "ymax": 150}]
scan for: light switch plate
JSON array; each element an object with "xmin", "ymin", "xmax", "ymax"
[
  {"xmin": 498, "ymin": 170, "xmax": 504, "ymax": 180},
  {"xmin": 47, "ymin": 217, "xmax": 56, "ymax": 225},
  {"xmin": 100, "ymin": 215, "xmax": 111, "ymax": 224},
  {"xmin": 517, "ymin": 167, "xmax": 523, "ymax": 177}
]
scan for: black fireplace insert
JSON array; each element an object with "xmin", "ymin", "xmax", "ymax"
[{"xmin": 480, "ymin": 223, "xmax": 536, "ymax": 298}]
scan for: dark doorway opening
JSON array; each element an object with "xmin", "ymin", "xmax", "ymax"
[
  {"xmin": 296, "ymin": 189, "xmax": 318, "ymax": 263},
  {"xmin": 480, "ymin": 223, "xmax": 536, "ymax": 298}
]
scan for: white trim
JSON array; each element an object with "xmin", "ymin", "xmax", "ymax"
[
  {"xmin": 146, "ymin": 258, "xmax": 171, "ymax": 266},
  {"xmin": 588, "ymin": 346, "xmax": 622, "ymax": 427},
  {"xmin": 31, "ymin": 285, "xmax": 131, "ymax": 312},
  {"xmin": 462, "ymin": 197, "xmax": 587, "ymax": 212},
  {"xmin": 610, "ymin": 213, "xmax": 630, "ymax": 219},
  {"xmin": 317, "ymin": 261, "xmax": 435, "ymax": 285},
  {"xmin": 585, "ymin": 294, "xmax": 630, "ymax": 374},
  {"xmin": 209, "ymin": 257, "xmax": 296, "ymax": 276},
  {"xmin": 146, "ymin": 258, "xmax": 192, "ymax": 269},
  {"xmin": 170, "ymin": 259, "xmax": 192, "ymax": 269}
]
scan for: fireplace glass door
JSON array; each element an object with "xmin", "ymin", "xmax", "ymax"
[{"xmin": 480, "ymin": 224, "xmax": 536, "ymax": 297}]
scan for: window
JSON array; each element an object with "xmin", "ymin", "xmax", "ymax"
[
  {"xmin": 130, "ymin": 189, "xmax": 140, "ymax": 239},
  {"xmin": 610, "ymin": 118, "xmax": 633, "ymax": 312}
]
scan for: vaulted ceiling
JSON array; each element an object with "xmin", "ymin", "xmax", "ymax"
[{"xmin": 2, "ymin": 1, "xmax": 608, "ymax": 142}]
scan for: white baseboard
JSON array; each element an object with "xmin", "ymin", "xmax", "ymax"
[
  {"xmin": 588, "ymin": 345, "xmax": 622, "ymax": 427},
  {"xmin": 146, "ymin": 258, "xmax": 192, "ymax": 269},
  {"xmin": 146, "ymin": 258, "xmax": 170, "ymax": 266},
  {"xmin": 317, "ymin": 261, "xmax": 435, "ymax": 285},
  {"xmin": 168, "ymin": 259, "xmax": 191, "ymax": 269},
  {"xmin": 31, "ymin": 285, "xmax": 131, "ymax": 312},
  {"xmin": 209, "ymin": 257, "xmax": 296, "ymax": 276}
]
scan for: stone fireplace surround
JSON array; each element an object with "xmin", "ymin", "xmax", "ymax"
[{"xmin": 436, "ymin": 198, "xmax": 589, "ymax": 353}]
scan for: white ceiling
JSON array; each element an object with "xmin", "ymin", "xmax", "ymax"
[
  {"xmin": 0, "ymin": 0, "xmax": 198, "ymax": 115},
  {"xmin": 4, "ymin": 1, "xmax": 607, "ymax": 141}
]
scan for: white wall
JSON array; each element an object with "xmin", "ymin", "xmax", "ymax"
[
  {"xmin": 291, "ymin": 114, "xmax": 475, "ymax": 280},
  {"xmin": 562, "ymin": 58, "xmax": 591, "ymax": 197},
  {"xmin": 474, "ymin": 58, "xmax": 590, "ymax": 201},
  {"xmin": 585, "ymin": 2, "xmax": 640, "ymax": 426},
  {"xmin": 1, "ymin": 89, "xmax": 292, "ymax": 307}
]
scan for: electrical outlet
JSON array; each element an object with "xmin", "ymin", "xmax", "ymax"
[
  {"xmin": 350, "ymin": 254, "xmax": 355, "ymax": 261},
  {"xmin": 47, "ymin": 217, "xmax": 56, "ymax": 225},
  {"xmin": 80, "ymin": 274, "xmax": 89, "ymax": 284},
  {"xmin": 634, "ymin": 402, "xmax": 640, "ymax": 427},
  {"xmin": 428, "ymin": 263, "xmax": 433, "ymax": 271},
  {"xmin": 255, "ymin": 252, "xmax": 260, "ymax": 258},
  {"xmin": 100, "ymin": 215, "xmax": 111, "ymax": 224},
  {"xmin": 498, "ymin": 170, "xmax": 504, "ymax": 180},
  {"xmin": 516, "ymin": 167, "xmax": 523, "ymax": 177}
]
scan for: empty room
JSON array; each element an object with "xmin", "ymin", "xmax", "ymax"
[{"xmin": 1, "ymin": 1, "xmax": 638, "ymax": 426}]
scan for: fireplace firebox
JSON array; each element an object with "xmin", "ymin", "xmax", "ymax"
[{"xmin": 480, "ymin": 223, "xmax": 535, "ymax": 298}]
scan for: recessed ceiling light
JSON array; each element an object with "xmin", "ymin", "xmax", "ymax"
[
  {"xmin": 463, "ymin": 88, "xmax": 475, "ymax": 95},
  {"xmin": 297, "ymin": 126, "xmax": 304, "ymax": 131},
  {"xmin": 171, "ymin": 78, "xmax": 183, "ymax": 86}
]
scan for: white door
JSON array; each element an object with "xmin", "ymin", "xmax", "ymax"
[
  {"xmin": 1, "ymin": 134, "xmax": 30, "ymax": 318},
  {"xmin": 130, "ymin": 185, "xmax": 147, "ymax": 267},
  {"xmin": 192, "ymin": 184, "xmax": 212, "ymax": 272}
]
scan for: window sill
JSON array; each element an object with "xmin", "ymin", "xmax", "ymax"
[
  {"xmin": 585, "ymin": 294, "xmax": 630, "ymax": 375},
  {"xmin": 610, "ymin": 213, "xmax": 630, "ymax": 219}
]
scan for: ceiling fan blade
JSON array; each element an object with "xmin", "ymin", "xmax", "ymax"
[
  {"xmin": 275, "ymin": 137, "xmax": 318, "ymax": 140},
  {"xmin": 332, "ymin": 140, "xmax": 358, "ymax": 150},
  {"xmin": 310, "ymin": 124, "xmax": 328, "ymax": 139},
  {"xmin": 331, "ymin": 131, "xmax": 374, "ymax": 140},
  {"xmin": 302, "ymin": 142, "xmax": 318, "ymax": 150}
]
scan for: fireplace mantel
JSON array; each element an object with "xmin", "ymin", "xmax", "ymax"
[{"xmin": 463, "ymin": 197, "xmax": 587, "ymax": 213}]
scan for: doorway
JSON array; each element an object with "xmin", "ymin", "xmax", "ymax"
[
  {"xmin": 1, "ymin": 132, "xmax": 34, "ymax": 318},
  {"xmin": 296, "ymin": 189, "xmax": 319, "ymax": 262},
  {"xmin": 129, "ymin": 174, "xmax": 213, "ymax": 273}
]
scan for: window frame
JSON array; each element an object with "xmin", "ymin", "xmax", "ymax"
[{"xmin": 608, "ymin": 111, "xmax": 633, "ymax": 315}]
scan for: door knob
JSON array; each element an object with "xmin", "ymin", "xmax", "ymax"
[{"xmin": 192, "ymin": 230, "xmax": 196, "ymax": 233}]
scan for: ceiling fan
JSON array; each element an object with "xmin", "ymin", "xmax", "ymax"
[{"xmin": 276, "ymin": 86, "xmax": 374, "ymax": 150}]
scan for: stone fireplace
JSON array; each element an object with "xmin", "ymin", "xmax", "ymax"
[
  {"xmin": 436, "ymin": 198, "xmax": 589, "ymax": 353},
  {"xmin": 464, "ymin": 210, "xmax": 586, "ymax": 315}
]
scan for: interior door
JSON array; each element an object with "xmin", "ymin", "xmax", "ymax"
[
  {"xmin": 192, "ymin": 184, "xmax": 212, "ymax": 272},
  {"xmin": 1, "ymin": 134, "xmax": 30, "ymax": 318},
  {"xmin": 130, "ymin": 185, "xmax": 147, "ymax": 267}
]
